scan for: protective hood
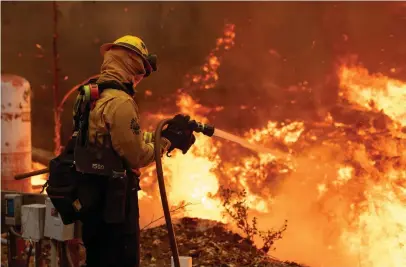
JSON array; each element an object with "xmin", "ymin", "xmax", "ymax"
[{"xmin": 97, "ymin": 47, "xmax": 146, "ymax": 90}]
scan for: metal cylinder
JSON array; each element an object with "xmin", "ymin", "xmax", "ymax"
[{"xmin": 1, "ymin": 74, "xmax": 32, "ymax": 192}]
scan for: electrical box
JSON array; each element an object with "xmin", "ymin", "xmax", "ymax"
[
  {"xmin": 21, "ymin": 204, "xmax": 46, "ymax": 241},
  {"xmin": 23, "ymin": 193, "xmax": 47, "ymax": 205},
  {"xmin": 5, "ymin": 194, "xmax": 23, "ymax": 226},
  {"xmin": 44, "ymin": 197, "xmax": 75, "ymax": 241}
]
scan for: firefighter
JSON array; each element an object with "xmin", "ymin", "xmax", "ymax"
[{"xmin": 75, "ymin": 35, "xmax": 195, "ymax": 267}]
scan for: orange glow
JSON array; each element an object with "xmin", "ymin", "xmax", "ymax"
[
  {"xmin": 334, "ymin": 65, "xmax": 406, "ymax": 267},
  {"xmin": 188, "ymin": 24, "xmax": 236, "ymax": 91},
  {"xmin": 138, "ymin": 55, "xmax": 406, "ymax": 267},
  {"xmin": 246, "ymin": 121, "xmax": 305, "ymax": 145},
  {"xmin": 30, "ymin": 162, "xmax": 48, "ymax": 193},
  {"xmin": 46, "ymin": 22, "xmax": 405, "ymax": 267},
  {"xmin": 339, "ymin": 65, "xmax": 406, "ymax": 126}
]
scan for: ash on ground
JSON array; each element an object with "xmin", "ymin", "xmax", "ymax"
[{"xmin": 140, "ymin": 217, "xmax": 306, "ymax": 267}]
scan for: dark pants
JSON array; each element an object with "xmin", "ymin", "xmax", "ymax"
[
  {"xmin": 82, "ymin": 222, "xmax": 140, "ymax": 267},
  {"xmin": 81, "ymin": 178, "xmax": 140, "ymax": 267}
]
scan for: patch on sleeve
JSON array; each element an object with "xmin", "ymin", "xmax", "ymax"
[{"xmin": 130, "ymin": 118, "xmax": 141, "ymax": 135}]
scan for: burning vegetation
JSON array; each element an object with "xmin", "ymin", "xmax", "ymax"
[
  {"xmin": 24, "ymin": 17, "xmax": 406, "ymax": 267},
  {"xmin": 135, "ymin": 24, "xmax": 406, "ymax": 267}
]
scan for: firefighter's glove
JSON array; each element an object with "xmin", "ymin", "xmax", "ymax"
[{"xmin": 162, "ymin": 114, "xmax": 196, "ymax": 154}]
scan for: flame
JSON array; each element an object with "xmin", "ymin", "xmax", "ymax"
[
  {"xmin": 334, "ymin": 66, "xmax": 406, "ymax": 267},
  {"xmin": 246, "ymin": 121, "xmax": 305, "ymax": 145},
  {"xmin": 186, "ymin": 24, "xmax": 235, "ymax": 91},
  {"xmin": 30, "ymin": 162, "xmax": 48, "ymax": 193},
  {"xmin": 30, "ymin": 162, "xmax": 48, "ymax": 186},
  {"xmin": 140, "ymin": 47, "xmax": 406, "ymax": 267},
  {"xmin": 333, "ymin": 165, "xmax": 354, "ymax": 187},
  {"xmin": 339, "ymin": 65, "xmax": 406, "ymax": 126},
  {"xmin": 163, "ymin": 136, "xmax": 223, "ymax": 221},
  {"xmin": 44, "ymin": 23, "xmax": 404, "ymax": 267}
]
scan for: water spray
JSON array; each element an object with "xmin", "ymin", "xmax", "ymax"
[{"xmin": 189, "ymin": 120, "xmax": 288, "ymax": 157}]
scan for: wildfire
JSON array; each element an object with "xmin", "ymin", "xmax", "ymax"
[
  {"xmin": 339, "ymin": 64, "xmax": 406, "ymax": 127},
  {"xmin": 29, "ymin": 23, "xmax": 405, "ymax": 267},
  {"xmin": 335, "ymin": 66, "xmax": 406, "ymax": 267},
  {"xmin": 246, "ymin": 121, "xmax": 305, "ymax": 145},
  {"xmin": 186, "ymin": 24, "xmax": 235, "ymax": 91},
  {"xmin": 138, "ymin": 25, "xmax": 406, "ymax": 267},
  {"xmin": 333, "ymin": 165, "xmax": 353, "ymax": 187},
  {"xmin": 163, "ymin": 136, "xmax": 223, "ymax": 221}
]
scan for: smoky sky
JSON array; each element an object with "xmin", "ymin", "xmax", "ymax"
[{"xmin": 2, "ymin": 1, "xmax": 406, "ymax": 152}]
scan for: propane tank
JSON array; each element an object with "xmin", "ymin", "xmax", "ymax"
[{"xmin": 1, "ymin": 74, "xmax": 32, "ymax": 192}]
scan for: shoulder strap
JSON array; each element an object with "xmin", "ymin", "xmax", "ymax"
[
  {"xmin": 72, "ymin": 80, "xmax": 133, "ymax": 146},
  {"xmin": 73, "ymin": 84, "xmax": 95, "ymax": 146}
]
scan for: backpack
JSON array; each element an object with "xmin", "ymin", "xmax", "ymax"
[{"xmin": 46, "ymin": 80, "xmax": 130, "ymax": 225}]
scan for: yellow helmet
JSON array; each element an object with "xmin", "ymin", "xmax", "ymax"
[{"xmin": 100, "ymin": 35, "xmax": 157, "ymax": 77}]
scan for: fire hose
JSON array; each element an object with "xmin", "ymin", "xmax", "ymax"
[
  {"xmin": 14, "ymin": 118, "xmax": 215, "ymax": 267},
  {"xmin": 155, "ymin": 118, "xmax": 181, "ymax": 267}
]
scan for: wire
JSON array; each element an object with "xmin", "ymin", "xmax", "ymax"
[{"xmin": 9, "ymin": 227, "xmax": 22, "ymax": 238}]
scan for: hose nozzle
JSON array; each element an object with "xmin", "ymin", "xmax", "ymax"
[{"xmin": 188, "ymin": 120, "xmax": 215, "ymax": 137}]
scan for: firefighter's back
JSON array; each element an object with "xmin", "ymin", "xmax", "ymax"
[{"xmin": 88, "ymin": 88, "xmax": 135, "ymax": 145}]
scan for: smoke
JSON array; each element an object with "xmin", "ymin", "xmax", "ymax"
[{"xmin": 2, "ymin": 2, "xmax": 406, "ymax": 151}]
